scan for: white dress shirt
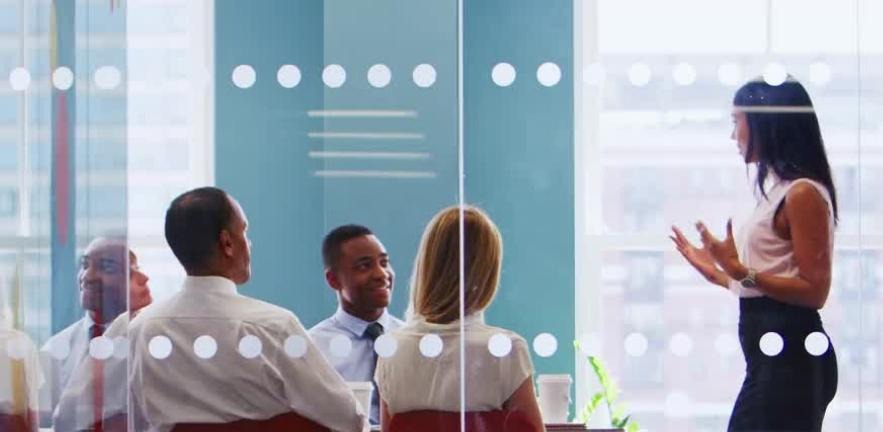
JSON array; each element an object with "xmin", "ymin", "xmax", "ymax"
[
  {"xmin": 375, "ymin": 314, "xmax": 533, "ymax": 415},
  {"xmin": 54, "ymin": 311, "xmax": 134, "ymax": 431},
  {"xmin": 129, "ymin": 276, "xmax": 368, "ymax": 432},
  {"xmin": 1, "ymin": 327, "xmax": 43, "ymax": 415},
  {"xmin": 39, "ymin": 314, "xmax": 104, "ymax": 426},
  {"xmin": 310, "ymin": 307, "xmax": 404, "ymax": 424}
]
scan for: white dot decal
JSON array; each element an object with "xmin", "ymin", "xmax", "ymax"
[
  {"xmin": 583, "ymin": 63, "xmax": 606, "ymax": 86},
  {"xmin": 763, "ymin": 63, "xmax": 788, "ymax": 86},
  {"xmin": 419, "ymin": 334, "xmax": 443, "ymax": 358},
  {"xmin": 412, "ymin": 64, "xmax": 437, "ymax": 88},
  {"xmin": 624, "ymin": 332, "xmax": 648, "ymax": 357},
  {"xmin": 628, "ymin": 63, "xmax": 652, "ymax": 87},
  {"xmin": 277, "ymin": 65, "xmax": 301, "ymax": 88},
  {"xmin": 669, "ymin": 332, "xmax": 693, "ymax": 357},
  {"xmin": 809, "ymin": 62, "xmax": 832, "ymax": 87},
  {"xmin": 717, "ymin": 63, "xmax": 742, "ymax": 87},
  {"xmin": 374, "ymin": 334, "xmax": 398, "ymax": 358},
  {"xmin": 232, "ymin": 65, "xmax": 256, "ymax": 89},
  {"xmin": 368, "ymin": 64, "xmax": 392, "ymax": 88},
  {"xmin": 193, "ymin": 335, "xmax": 218, "ymax": 359},
  {"xmin": 714, "ymin": 333, "xmax": 739, "ymax": 357},
  {"xmin": 488, "ymin": 333, "xmax": 513, "ymax": 358},
  {"xmin": 112, "ymin": 336, "xmax": 129, "ymax": 359},
  {"xmin": 49, "ymin": 337, "xmax": 71, "ymax": 360},
  {"xmin": 536, "ymin": 62, "xmax": 561, "ymax": 87},
  {"xmin": 329, "ymin": 334, "xmax": 352, "ymax": 358},
  {"xmin": 491, "ymin": 62, "xmax": 516, "ymax": 87},
  {"xmin": 89, "ymin": 336, "xmax": 114, "ymax": 360},
  {"xmin": 759, "ymin": 332, "xmax": 784, "ymax": 357},
  {"xmin": 284, "ymin": 335, "xmax": 308, "ymax": 358},
  {"xmin": 9, "ymin": 67, "xmax": 31, "ymax": 91},
  {"xmin": 148, "ymin": 335, "xmax": 173, "ymax": 360},
  {"xmin": 804, "ymin": 332, "xmax": 830, "ymax": 356},
  {"xmin": 533, "ymin": 333, "xmax": 558, "ymax": 358},
  {"xmin": 323, "ymin": 64, "xmax": 347, "ymax": 88},
  {"xmin": 672, "ymin": 62, "xmax": 696, "ymax": 86},
  {"xmin": 52, "ymin": 67, "xmax": 74, "ymax": 90},
  {"xmin": 94, "ymin": 66, "xmax": 121, "ymax": 90},
  {"xmin": 238, "ymin": 335, "xmax": 262, "ymax": 359}
]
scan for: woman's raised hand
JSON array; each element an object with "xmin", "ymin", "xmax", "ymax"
[
  {"xmin": 670, "ymin": 224, "xmax": 730, "ymax": 288},
  {"xmin": 695, "ymin": 219, "xmax": 747, "ymax": 281}
]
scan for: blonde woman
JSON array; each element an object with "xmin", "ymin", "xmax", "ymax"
[{"xmin": 374, "ymin": 206, "xmax": 545, "ymax": 432}]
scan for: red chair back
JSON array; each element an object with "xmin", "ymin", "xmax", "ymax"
[
  {"xmin": 0, "ymin": 411, "xmax": 36, "ymax": 432},
  {"xmin": 172, "ymin": 412, "xmax": 330, "ymax": 432},
  {"xmin": 389, "ymin": 409, "xmax": 539, "ymax": 432}
]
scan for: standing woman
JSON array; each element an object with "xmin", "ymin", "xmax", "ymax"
[{"xmin": 671, "ymin": 76, "xmax": 838, "ymax": 431}]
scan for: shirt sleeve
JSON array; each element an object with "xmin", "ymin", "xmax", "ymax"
[
  {"xmin": 273, "ymin": 314, "xmax": 369, "ymax": 432},
  {"xmin": 501, "ymin": 335, "xmax": 534, "ymax": 403}
]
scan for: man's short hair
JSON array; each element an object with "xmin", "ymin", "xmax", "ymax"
[
  {"xmin": 165, "ymin": 187, "xmax": 234, "ymax": 272},
  {"xmin": 322, "ymin": 224, "xmax": 373, "ymax": 270}
]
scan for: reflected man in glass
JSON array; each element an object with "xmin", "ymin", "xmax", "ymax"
[
  {"xmin": 53, "ymin": 249, "xmax": 152, "ymax": 431},
  {"xmin": 39, "ymin": 237, "xmax": 130, "ymax": 426}
]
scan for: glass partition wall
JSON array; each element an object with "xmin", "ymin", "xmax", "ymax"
[
  {"xmin": 5, "ymin": 0, "xmax": 883, "ymax": 431},
  {"xmin": 2, "ymin": 0, "xmax": 129, "ymax": 430}
]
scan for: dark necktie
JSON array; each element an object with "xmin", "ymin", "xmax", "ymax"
[
  {"xmin": 89, "ymin": 324, "xmax": 104, "ymax": 339},
  {"xmin": 363, "ymin": 322, "xmax": 384, "ymax": 342},
  {"xmin": 88, "ymin": 324, "xmax": 105, "ymax": 432},
  {"xmin": 363, "ymin": 322, "xmax": 384, "ymax": 424}
]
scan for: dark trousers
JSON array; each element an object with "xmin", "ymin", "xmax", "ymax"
[{"xmin": 728, "ymin": 297, "xmax": 838, "ymax": 432}]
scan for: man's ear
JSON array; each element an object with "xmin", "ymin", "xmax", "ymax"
[
  {"xmin": 220, "ymin": 230, "xmax": 234, "ymax": 258},
  {"xmin": 325, "ymin": 269, "xmax": 342, "ymax": 291}
]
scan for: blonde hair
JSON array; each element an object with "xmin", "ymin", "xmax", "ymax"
[{"xmin": 408, "ymin": 205, "xmax": 503, "ymax": 324}]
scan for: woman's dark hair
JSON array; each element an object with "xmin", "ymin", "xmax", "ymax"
[{"xmin": 733, "ymin": 76, "xmax": 838, "ymax": 222}]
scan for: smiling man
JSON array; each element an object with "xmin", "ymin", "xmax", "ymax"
[
  {"xmin": 309, "ymin": 224, "xmax": 404, "ymax": 425},
  {"xmin": 39, "ymin": 237, "xmax": 131, "ymax": 425}
]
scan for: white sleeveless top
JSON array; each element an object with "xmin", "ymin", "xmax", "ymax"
[{"xmin": 729, "ymin": 177, "xmax": 835, "ymax": 298}]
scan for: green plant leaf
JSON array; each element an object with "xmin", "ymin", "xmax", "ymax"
[
  {"xmin": 611, "ymin": 405, "xmax": 626, "ymax": 421},
  {"xmin": 577, "ymin": 341, "xmax": 637, "ymax": 430}
]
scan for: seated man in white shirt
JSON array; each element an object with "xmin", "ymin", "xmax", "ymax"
[
  {"xmin": 53, "ymin": 249, "xmax": 153, "ymax": 431},
  {"xmin": 39, "ymin": 236, "xmax": 132, "ymax": 427},
  {"xmin": 128, "ymin": 186, "xmax": 367, "ymax": 432},
  {"xmin": 309, "ymin": 225, "xmax": 404, "ymax": 425}
]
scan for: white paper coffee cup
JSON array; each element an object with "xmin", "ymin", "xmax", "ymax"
[{"xmin": 537, "ymin": 374, "xmax": 572, "ymax": 423}]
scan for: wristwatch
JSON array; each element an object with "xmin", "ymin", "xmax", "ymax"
[{"xmin": 739, "ymin": 268, "xmax": 758, "ymax": 289}]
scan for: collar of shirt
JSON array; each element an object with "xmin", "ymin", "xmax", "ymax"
[
  {"xmin": 409, "ymin": 313, "xmax": 485, "ymax": 332},
  {"xmin": 332, "ymin": 307, "xmax": 393, "ymax": 339},
  {"xmin": 181, "ymin": 275, "xmax": 238, "ymax": 295}
]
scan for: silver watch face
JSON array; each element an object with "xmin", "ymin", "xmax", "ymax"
[{"xmin": 740, "ymin": 270, "xmax": 757, "ymax": 288}]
